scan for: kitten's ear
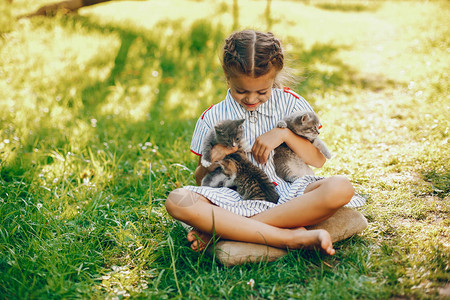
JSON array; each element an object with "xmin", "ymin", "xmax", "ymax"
[
  {"xmin": 218, "ymin": 160, "xmax": 231, "ymax": 172},
  {"xmin": 236, "ymin": 119, "xmax": 245, "ymax": 128},
  {"xmin": 301, "ymin": 113, "xmax": 311, "ymax": 123},
  {"xmin": 215, "ymin": 126, "xmax": 224, "ymax": 135}
]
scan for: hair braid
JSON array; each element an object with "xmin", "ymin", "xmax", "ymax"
[
  {"xmin": 222, "ymin": 30, "xmax": 284, "ymax": 81},
  {"xmin": 222, "ymin": 32, "xmax": 253, "ymax": 76}
]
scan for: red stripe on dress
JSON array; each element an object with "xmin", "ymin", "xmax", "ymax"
[
  {"xmin": 201, "ymin": 105, "xmax": 214, "ymax": 120},
  {"xmin": 283, "ymin": 87, "xmax": 300, "ymax": 99},
  {"xmin": 190, "ymin": 149, "xmax": 202, "ymax": 156},
  {"xmin": 285, "ymin": 87, "xmax": 323, "ymax": 129},
  {"xmin": 272, "ymin": 181, "xmax": 278, "ymax": 186}
]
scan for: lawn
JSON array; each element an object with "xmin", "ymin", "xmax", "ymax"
[{"xmin": 0, "ymin": 0, "xmax": 449, "ymax": 299}]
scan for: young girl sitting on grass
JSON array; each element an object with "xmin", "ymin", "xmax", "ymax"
[{"xmin": 165, "ymin": 30, "xmax": 365, "ymax": 255}]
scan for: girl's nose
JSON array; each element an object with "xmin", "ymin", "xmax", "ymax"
[{"xmin": 247, "ymin": 95, "xmax": 258, "ymax": 104}]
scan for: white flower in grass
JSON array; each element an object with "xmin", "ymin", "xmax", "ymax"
[
  {"xmin": 36, "ymin": 203, "xmax": 42, "ymax": 211},
  {"xmin": 247, "ymin": 278, "xmax": 255, "ymax": 288}
]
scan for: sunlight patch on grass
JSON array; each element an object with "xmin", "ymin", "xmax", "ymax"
[
  {"xmin": 314, "ymin": 1, "xmax": 380, "ymax": 12},
  {"xmin": 2, "ymin": 20, "xmax": 119, "ymax": 91},
  {"xmin": 97, "ymin": 264, "xmax": 156, "ymax": 298},
  {"xmin": 99, "ymin": 83, "xmax": 154, "ymax": 122}
]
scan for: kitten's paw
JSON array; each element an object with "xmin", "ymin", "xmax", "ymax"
[
  {"xmin": 285, "ymin": 176, "xmax": 299, "ymax": 183},
  {"xmin": 201, "ymin": 158, "xmax": 212, "ymax": 168},
  {"xmin": 277, "ymin": 120, "xmax": 287, "ymax": 128},
  {"xmin": 242, "ymin": 146, "xmax": 252, "ymax": 153},
  {"xmin": 240, "ymin": 140, "xmax": 252, "ymax": 153}
]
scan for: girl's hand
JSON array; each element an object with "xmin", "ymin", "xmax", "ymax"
[
  {"xmin": 210, "ymin": 144, "xmax": 238, "ymax": 163},
  {"xmin": 194, "ymin": 145, "xmax": 238, "ymax": 185},
  {"xmin": 252, "ymin": 127, "xmax": 288, "ymax": 164}
]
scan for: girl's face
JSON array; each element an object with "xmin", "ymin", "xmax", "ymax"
[{"xmin": 228, "ymin": 68, "xmax": 277, "ymax": 111}]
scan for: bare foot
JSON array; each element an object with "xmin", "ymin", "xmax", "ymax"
[
  {"xmin": 186, "ymin": 229, "xmax": 213, "ymax": 252},
  {"xmin": 287, "ymin": 228, "xmax": 335, "ymax": 255}
]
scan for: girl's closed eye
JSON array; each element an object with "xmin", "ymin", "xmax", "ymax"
[{"xmin": 235, "ymin": 89, "xmax": 267, "ymax": 95}]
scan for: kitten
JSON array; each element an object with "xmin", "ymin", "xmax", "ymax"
[
  {"xmin": 201, "ymin": 166, "xmax": 235, "ymax": 188},
  {"xmin": 216, "ymin": 152, "xmax": 279, "ymax": 204},
  {"xmin": 200, "ymin": 119, "xmax": 247, "ymax": 168},
  {"xmin": 273, "ymin": 111, "xmax": 332, "ymax": 183}
]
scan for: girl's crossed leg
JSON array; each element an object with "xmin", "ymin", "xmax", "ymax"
[{"xmin": 164, "ymin": 176, "xmax": 354, "ymax": 255}]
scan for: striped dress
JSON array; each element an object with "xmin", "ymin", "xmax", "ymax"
[{"xmin": 184, "ymin": 88, "xmax": 366, "ymax": 217}]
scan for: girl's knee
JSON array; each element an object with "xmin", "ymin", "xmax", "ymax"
[
  {"xmin": 324, "ymin": 176, "xmax": 354, "ymax": 206},
  {"xmin": 165, "ymin": 188, "xmax": 201, "ymax": 220}
]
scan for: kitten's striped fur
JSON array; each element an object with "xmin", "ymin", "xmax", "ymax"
[{"xmin": 218, "ymin": 152, "xmax": 279, "ymax": 204}]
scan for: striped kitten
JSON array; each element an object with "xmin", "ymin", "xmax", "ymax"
[
  {"xmin": 215, "ymin": 152, "xmax": 279, "ymax": 204},
  {"xmin": 274, "ymin": 111, "xmax": 332, "ymax": 183},
  {"xmin": 201, "ymin": 166, "xmax": 234, "ymax": 188}
]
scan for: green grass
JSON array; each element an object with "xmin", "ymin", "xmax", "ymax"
[{"xmin": 1, "ymin": 0, "xmax": 449, "ymax": 299}]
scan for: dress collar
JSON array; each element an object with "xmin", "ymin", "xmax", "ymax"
[{"xmin": 225, "ymin": 89, "xmax": 276, "ymax": 117}]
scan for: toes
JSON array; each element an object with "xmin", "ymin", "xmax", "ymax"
[
  {"xmin": 190, "ymin": 239, "xmax": 206, "ymax": 252},
  {"xmin": 187, "ymin": 230, "xmax": 207, "ymax": 252},
  {"xmin": 190, "ymin": 240, "xmax": 200, "ymax": 251},
  {"xmin": 318, "ymin": 231, "xmax": 335, "ymax": 255},
  {"xmin": 323, "ymin": 244, "xmax": 335, "ymax": 255},
  {"xmin": 186, "ymin": 230, "xmax": 196, "ymax": 242},
  {"xmin": 186, "ymin": 229, "xmax": 215, "ymax": 252},
  {"xmin": 187, "ymin": 230, "xmax": 204, "ymax": 243}
]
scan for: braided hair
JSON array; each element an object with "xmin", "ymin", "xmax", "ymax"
[{"xmin": 222, "ymin": 30, "xmax": 284, "ymax": 86}]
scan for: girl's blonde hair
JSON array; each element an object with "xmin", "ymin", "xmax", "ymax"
[{"xmin": 222, "ymin": 30, "xmax": 285, "ymax": 87}]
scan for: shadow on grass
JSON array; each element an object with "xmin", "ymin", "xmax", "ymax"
[
  {"xmin": 2, "ymin": 13, "xmax": 397, "ymax": 189},
  {"xmin": 287, "ymin": 40, "xmax": 396, "ymax": 97},
  {"xmin": 60, "ymin": 14, "xmax": 394, "ymax": 118},
  {"xmin": 57, "ymin": 16, "xmax": 226, "ymax": 120}
]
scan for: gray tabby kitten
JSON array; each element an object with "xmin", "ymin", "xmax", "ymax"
[
  {"xmin": 273, "ymin": 111, "xmax": 332, "ymax": 183},
  {"xmin": 201, "ymin": 166, "xmax": 234, "ymax": 188},
  {"xmin": 216, "ymin": 152, "xmax": 279, "ymax": 204},
  {"xmin": 200, "ymin": 119, "xmax": 247, "ymax": 168}
]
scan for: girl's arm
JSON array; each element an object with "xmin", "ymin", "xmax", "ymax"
[
  {"xmin": 194, "ymin": 145, "xmax": 238, "ymax": 185},
  {"xmin": 252, "ymin": 127, "xmax": 326, "ymax": 167}
]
